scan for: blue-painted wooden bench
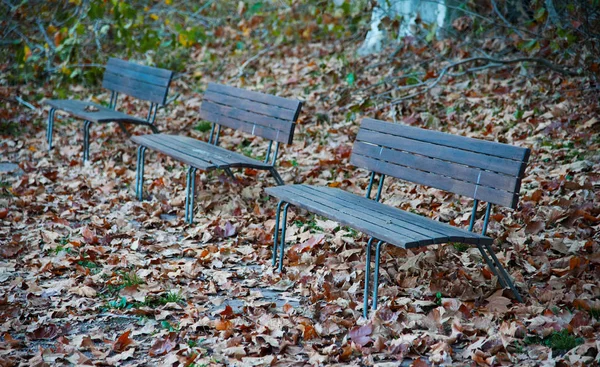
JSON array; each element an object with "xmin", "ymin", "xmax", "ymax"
[
  {"xmin": 45, "ymin": 58, "xmax": 174, "ymax": 162},
  {"xmin": 131, "ymin": 82, "xmax": 303, "ymax": 224},
  {"xmin": 266, "ymin": 118, "xmax": 531, "ymax": 318}
]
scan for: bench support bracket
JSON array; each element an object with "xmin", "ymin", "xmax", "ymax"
[
  {"xmin": 362, "ymin": 237, "xmax": 375, "ymax": 319},
  {"xmin": 469, "ymin": 201, "xmax": 523, "ymax": 302},
  {"xmin": 270, "ymin": 169, "xmax": 284, "ymax": 186},
  {"xmin": 136, "ymin": 146, "xmax": 147, "ymax": 201},
  {"xmin": 47, "ymin": 108, "xmax": 55, "ymax": 151},
  {"xmin": 272, "ymin": 201, "xmax": 290, "ymax": 272},
  {"xmin": 272, "ymin": 201, "xmax": 285, "ymax": 267},
  {"xmin": 83, "ymin": 120, "xmax": 92, "ymax": 162},
  {"xmin": 372, "ymin": 240, "xmax": 385, "ymax": 312},
  {"xmin": 184, "ymin": 167, "xmax": 198, "ymax": 224}
]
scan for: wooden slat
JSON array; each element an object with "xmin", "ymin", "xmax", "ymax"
[
  {"xmin": 267, "ymin": 186, "xmax": 425, "ymax": 248},
  {"xmin": 107, "ymin": 58, "xmax": 173, "ymax": 79},
  {"xmin": 351, "ymin": 154, "xmax": 518, "ymax": 208},
  {"xmin": 202, "ymin": 100, "xmax": 293, "ymax": 133},
  {"xmin": 203, "ymin": 91, "xmax": 297, "ymax": 121},
  {"xmin": 132, "ymin": 135, "xmax": 222, "ymax": 170},
  {"xmin": 103, "ymin": 67, "xmax": 171, "ymax": 87},
  {"xmin": 167, "ymin": 135, "xmax": 271, "ymax": 168},
  {"xmin": 101, "ymin": 58, "xmax": 173, "ymax": 105},
  {"xmin": 202, "ymin": 101, "xmax": 293, "ymax": 141},
  {"xmin": 45, "ymin": 99, "xmax": 148, "ymax": 124},
  {"xmin": 132, "ymin": 134, "xmax": 273, "ymax": 171},
  {"xmin": 102, "ymin": 76, "xmax": 169, "ymax": 105},
  {"xmin": 308, "ymin": 186, "xmax": 491, "ymax": 244},
  {"xmin": 198, "ymin": 83, "xmax": 302, "ymax": 144},
  {"xmin": 355, "ymin": 129, "xmax": 525, "ymax": 177},
  {"xmin": 199, "ymin": 109, "xmax": 291, "ymax": 144},
  {"xmin": 207, "ymin": 82, "xmax": 301, "ymax": 111},
  {"xmin": 298, "ymin": 186, "xmax": 465, "ymax": 244},
  {"xmin": 292, "ymin": 185, "xmax": 454, "ymax": 244},
  {"xmin": 267, "ymin": 185, "xmax": 492, "ymax": 248},
  {"xmin": 352, "ymin": 141, "xmax": 520, "ymax": 193},
  {"xmin": 362, "ymin": 118, "xmax": 530, "ymax": 162}
]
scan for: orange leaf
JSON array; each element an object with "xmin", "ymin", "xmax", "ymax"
[
  {"xmin": 149, "ymin": 333, "xmax": 176, "ymax": 357},
  {"xmin": 215, "ymin": 319, "xmax": 232, "ymax": 331},
  {"xmin": 0, "ymin": 208, "xmax": 8, "ymax": 219},
  {"xmin": 113, "ymin": 330, "xmax": 134, "ymax": 352}
]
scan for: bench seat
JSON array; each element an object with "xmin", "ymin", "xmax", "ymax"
[
  {"xmin": 46, "ymin": 100, "xmax": 151, "ymax": 125},
  {"xmin": 131, "ymin": 134, "xmax": 272, "ymax": 171},
  {"xmin": 266, "ymin": 184, "xmax": 492, "ymax": 249}
]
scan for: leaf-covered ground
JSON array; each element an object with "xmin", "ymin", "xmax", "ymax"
[{"xmin": 1, "ymin": 37, "xmax": 600, "ymax": 366}]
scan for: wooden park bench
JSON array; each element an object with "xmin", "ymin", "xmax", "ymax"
[
  {"xmin": 266, "ymin": 118, "xmax": 531, "ymax": 318},
  {"xmin": 131, "ymin": 82, "xmax": 303, "ymax": 224},
  {"xmin": 45, "ymin": 58, "xmax": 174, "ymax": 162}
]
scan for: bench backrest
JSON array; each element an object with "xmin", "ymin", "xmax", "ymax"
[
  {"xmin": 101, "ymin": 58, "xmax": 174, "ymax": 105},
  {"xmin": 199, "ymin": 83, "xmax": 303, "ymax": 144},
  {"xmin": 350, "ymin": 118, "xmax": 531, "ymax": 209}
]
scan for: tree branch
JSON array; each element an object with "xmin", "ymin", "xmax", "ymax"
[
  {"xmin": 490, "ymin": 0, "xmax": 524, "ymax": 39},
  {"xmin": 385, "ymin": 56, "xmax": 582, "ymax": 107}
]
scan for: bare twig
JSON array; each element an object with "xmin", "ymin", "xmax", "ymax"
[
  {"xmin": 36, "ymin": 19, "xmax": 55, "ymax": 51},
  {"xmin": 237, "ymin": 45, "xmax": 277, "ymax": 77},
  {"xmin": 385, "ymin": 56, "xmax": 582, "ymax": 107},
  {"xmin": 15, "ymin": 96, "xmax": 36, "ymax": 110},
  {"xmin": 490, "ymin": 0, "xmax": 524, "ymax": 39}
]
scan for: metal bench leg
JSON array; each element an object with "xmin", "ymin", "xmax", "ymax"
[
  {"xmin": 116, "ymin": 122, "xmax": 131, "ymax": 137},
  {"xmin": 277, "ymin": 203, "xmax": 290, "ymax": 272},
  {"xmin": 484, "ymin": 244, "xmax": 523, "ymax": 303},
  {"xmin": 224, "ymin": 168, "xmax": 236, "ymax": 180},
  {"xmin": 372, "ymin": 240, "xmax": 384, "ymax": 311},
  {"xmin": 362, "ymin": 238, "xmax": 375, "ymax": 319},
  {"xmin": 148, "ymin": 124, "xmax": 159, "ymax": 134},
  {"xmin": 135, "ymin": 146, "xmax": 147, "ymax": 201},
  {"xmin": 272, "ymin": 201, "xmax": 285, "ymax": 267},
  {"xmin": 270, "ymin": 169, "xmax": 284, "ymax": 186},
  {"xmin": 184, "ymin": 167, "xmax": 197, "ymax": 224},
  {"xmin": 83, "ymin": 120, "xmax": 92, "ymax": 162},
  {"xmin": 47, "ymin": 108, "xmax": 55, "ymax": 151},
  {"xmin": 476, "ymin": 244, "xmax": 508, "ymax": 289}
]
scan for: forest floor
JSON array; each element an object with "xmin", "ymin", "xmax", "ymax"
[{"xmin": 1, "ymin": 35, "xmax": 599, "ymax": 366}]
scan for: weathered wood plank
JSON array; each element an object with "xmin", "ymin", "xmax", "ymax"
[
  {"xmin": 351, "ymin": 154, "xmax": 518, "ymax": 208},
  {"xmin": 202, "ymin": 100, "xmax": 293, "ymax": 135},
  {"xmin": 102, "ymin": 77, "xmax": 169, "ymax": 105},
  {"xmin": 167, "ymin": 135, "xmax": 271, "ymax": 168},
  {"xmin": 45, "ymin": 100, "xmax": 148, "ymax": 124},
  {"xmin": 352, "ymin": 141, "xmax": 520, "ymax": 193},
  {"xmin": 208, "ymin": 82, "xmax": 301, "ymax": 111},
  {"xmin": 104, "ymin": 67, "xmax": 171, "ymax": 87},
  {"xmin": 292, "ymin": 185, "xmax": 452, "ymax": 244},
  {"xmin": 107, "ymin": 58, "xmax": 173, "ymax": 79},
  {"xmin": 267, "ymin": 185, "xmax": 425, "ymax": 248},
  {"xmin": 203, "ymin": 91, "xmax": 297, "ymax": 121},
  {"xmin": 101, "ymin": 59, "xmax": 173, "ymax": 105},
  {"xmin": 132, "ymin": 135, "xmax": 222, "ymax": 169},
  {"xmin": 199, "ymin": 109, "xmax": 291, "ymax": 144},
  {"xmin": 308, "ymin": 186, "xmax": 491, "ymax": 244},
  {"xmin": 362, "ymin": 118, "xmax": 530, "ymax": 162},
  {"xmin": 355, "ymin": 129, "xmax": 526, "ymax": 177},
  {"xmin": 294, "ymin": 185, "xmax": 462, "ymax": 244}
]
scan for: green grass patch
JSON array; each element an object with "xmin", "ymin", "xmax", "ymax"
[
  {"xmin": 588, "ymin": 307, "xmax": 600, "ymax": 320},
  {"xmin": 195, "ymin": 121, "xmax": 212, "ymax": 133},
  {"xmin": 452, "ymin": 242, "xmax": 470, "ymax": 252},
  {"xmin": 120, "ymin": 271, "xmax": 144, "ymax": 287},
  {"xmin": 0, "ymin": 122, "xmax": 22, "ymax": 136},
  {"xmin": 524, "ymin": 329, "xmax": 584, "ymax": 353},
  {"xmin": 294, "ymin": 216, "xmax": 323, "ymax": 232}
]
